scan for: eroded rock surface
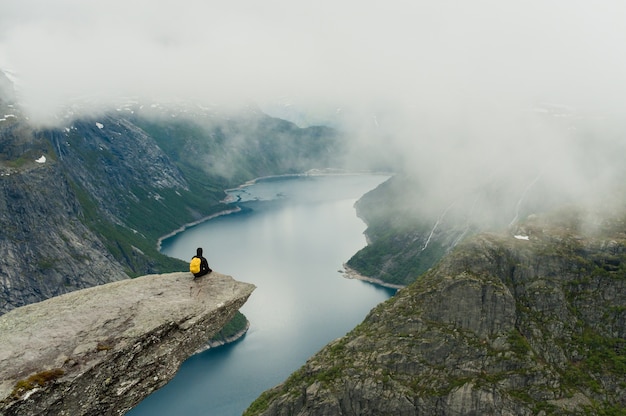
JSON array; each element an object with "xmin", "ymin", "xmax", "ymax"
[{"xmin": 0, "ymin": 271, "xmax": 255, "ymax": 415}]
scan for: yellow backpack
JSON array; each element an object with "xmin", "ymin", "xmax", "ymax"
[{"xmin": 190, "ymin": 257, "xmax": 201, "ymax": 274}]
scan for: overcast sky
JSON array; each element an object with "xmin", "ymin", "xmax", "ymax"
[
  {"xmin": 2, "ymin": 0, "xmax": 626, "ymax": 216},
  {"xmin": 3, "ymin": 1, "xmax": 626, "ymax": 116}
]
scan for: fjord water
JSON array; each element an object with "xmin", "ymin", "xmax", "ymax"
[{"xmin": 128, "ymin": 174, "xmax": 394, "ymax": 416}]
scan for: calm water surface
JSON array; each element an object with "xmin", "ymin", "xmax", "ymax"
[{"xmin": 128, "ymin": 174, "xmax": 394, "ymax": 416}]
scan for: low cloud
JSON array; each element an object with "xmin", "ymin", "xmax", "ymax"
[
  {"xmin": 4, "ymin": 1, "xmax": 625, "ymax": 114},
  {"xmin": 2, "ymin": 0, "xmax": 626, "ymax": 216}
]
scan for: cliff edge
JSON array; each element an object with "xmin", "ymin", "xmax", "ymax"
[{"xmin": 0, "ymin": 271, "xmax": 255, "ymax": 415}]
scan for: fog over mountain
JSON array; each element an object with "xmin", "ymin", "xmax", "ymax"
[{"xmin": 2, "ymin": 0, "xmax": 626, "ymax": 217}]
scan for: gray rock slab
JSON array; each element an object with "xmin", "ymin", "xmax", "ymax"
[{"xmin": 0, "ymin": 271, "xmax": 255, "ymax": 415}]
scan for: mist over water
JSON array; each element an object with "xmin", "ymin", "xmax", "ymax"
[{"xmin": 128, "ymin": 174, "xmax": 394, "ymax": 415}]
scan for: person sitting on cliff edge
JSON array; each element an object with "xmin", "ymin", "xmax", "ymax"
[{"xmin": 190, "ymin": 247, "xmax": 212, "ymax": 279}]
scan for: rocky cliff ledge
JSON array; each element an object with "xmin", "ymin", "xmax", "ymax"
[{"xmin": 0, "ymin": 271, "xmax": 255, "ymax": 415}]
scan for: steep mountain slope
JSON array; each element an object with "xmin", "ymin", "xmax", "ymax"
[
  {"xmin": 347, "ymin": 175, "xmax": 469, "ymax": 286},
  {"xmin": 246, "ymin": 206, "xmax": 626, "ymax": 415},
  {"xmin": 0, "ymin": 87, "xmax": 344, "ymax": 314},
  {"xmin": 347, "ymin": 174, "xmax": 516, "ymax": 286},
  {"xmin": 0, "ymin": 118, "xmax": 130, "ymax": 313},
  {"xmin": 132, "ymin": 105, "xmax": 341, "ymax": 186}
]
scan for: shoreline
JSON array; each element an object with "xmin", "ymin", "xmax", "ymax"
[
  {"xmin": 221, "ymin": 169, "xmax": 393, "ymax": 203},
  {"xmin": 156, "ymin": 206, "xmax": 241, "ymax": 251},
  {"xmin": 194, "ymin": 320, "xmax": 251, "ymax": 354},
  {"xmin": 341, "ymin": 264, "xmax": 405, "ymax": 290}
]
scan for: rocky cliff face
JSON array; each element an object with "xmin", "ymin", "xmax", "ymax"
[
  {"xmin": 0, "ymin": 112, "xmax": 188, "ymax": 313},
  {"xmin": 245, "ymin": 207, "xmax": 625, "ymax": 415},
  {"xmin": 0, "ymin": 271, "xmax": 255, "ymax": 415},
  {"xmin": 0, "ymin": 129, "xmax": 130, "ymax": 312}
]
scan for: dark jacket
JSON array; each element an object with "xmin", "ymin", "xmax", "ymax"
[{"xmin": 193, "ymin": 247, "xmax": 212, "ymax": 278}]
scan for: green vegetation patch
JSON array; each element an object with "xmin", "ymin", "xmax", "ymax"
[
  {"xmin": 209, "ymin": 311, "xmax": 248, "ymax": 343},
  {"xmin": 573, "ymin": 328, "xmax": 626, "ymax": 376},
  {"xmin": 347, "ymin": 233, "xmax": 447, "ymax": 286},
  {"xmin": 69, "ymin": 179, "xmax": 188, "ymax": 276},
  {"xmin": 507, "ymin": 329, "xmax": 532, "ymax": 356},
  {"xmin": 10, "ymin": 368, "xmax": 65, "ymax": 399}
]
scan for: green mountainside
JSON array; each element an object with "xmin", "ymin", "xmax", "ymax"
[
  {"xmin": 346, "ymin": 169, "xmax": 608, "ymax": 288},
  {"xmin": 347, "ymin": 175, "xmax": 464, "ymax": 286}
]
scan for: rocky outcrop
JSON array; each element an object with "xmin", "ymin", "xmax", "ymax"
[
  {"xmin": 245, "ymin": 208, "xmax": 625, "ymax": 415},
  {"xmin": 0, "ymin": 271, "xmax": 255, "ymax": 415}
]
